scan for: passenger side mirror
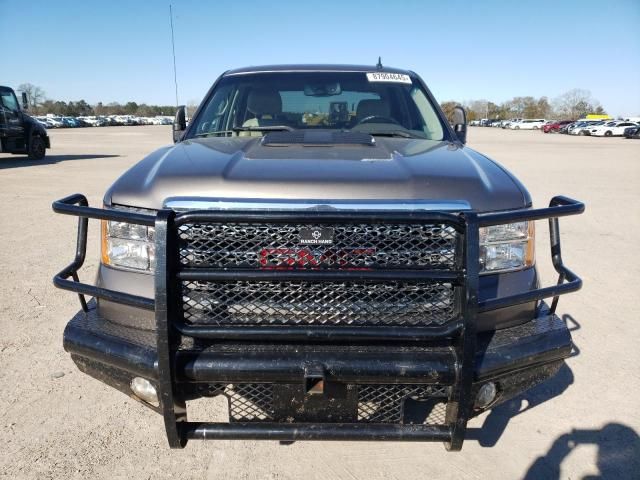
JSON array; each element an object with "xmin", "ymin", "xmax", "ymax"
[
  {"xmin": 21, "ymin": 92, "xmax": 29, "ymax": 111},
  {"xmin": 453, "ymin": 106, "xmax": 467, "ymax": 144},
  {"xmin": 173, "ymin": 105, "xmax": 187, "ymax": 143}
]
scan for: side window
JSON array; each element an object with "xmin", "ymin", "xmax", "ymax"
[
  {"xmin": 196, "ymin": 85, "xmax": 234, "ymax": 134},
  {"xmin": 410, "ymin": 88, "xmax": 444, "ymax": 140},
  {"xmin": 0, "ymin": 91, "xmax": 19, "ymax": 111}
]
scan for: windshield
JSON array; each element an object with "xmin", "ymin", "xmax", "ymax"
[{"xmin": 188, "ymin": 71, "xmax": 446, "ymax": 141}]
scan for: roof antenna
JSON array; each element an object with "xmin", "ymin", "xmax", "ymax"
[
  {"xmin": 376, "ymin": 56, "xmax": 383, "ymax": 70},
  {"xmin": 169, "ymin": 4, "xmax": 179, "ymax": 107}
]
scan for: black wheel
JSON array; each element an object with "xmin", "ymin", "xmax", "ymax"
[
  {"xmin": 28, "ymin": 135, "xmax": 46, "ymax": 160},
  {"xmin": 515, "ymin": 126, "xmax": 520, "ymax": 130},
  {"xmin": 578, "ymin": 130, "xmax": 585, "ymax": 136},
  {"xmin": 604, "ymin": 131, "xmax": 612, "ymax": 137}
]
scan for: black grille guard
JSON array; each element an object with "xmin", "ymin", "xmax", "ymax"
[{"xmin": 52, "ymin": 194, "xmax": 584, "ymax": 449}]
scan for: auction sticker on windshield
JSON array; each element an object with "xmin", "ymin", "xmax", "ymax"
[{"xmin": 366, "ymin": 72, "xmax": 412, "ymax": 84}]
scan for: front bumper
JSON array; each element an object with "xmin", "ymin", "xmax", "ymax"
[
  {"xmin": 64, "ymin": 301, "xmax": 571, "ymax": 438},
  {"xmin": 67, "ymin": 299, "xmax": 572, "ymax": 387},
  {"xmin": 52, "ymin": 194, "xmax": 584, "ymax": 450}
]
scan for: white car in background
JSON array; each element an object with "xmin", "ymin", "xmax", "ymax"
[
  {"xmin": 502, "ymin": 118, "xmax": 521, "ymax": 129},
  {"xmin": 509, "ymin": 119, "xmax": 546, "ymax": 130},
  {"xmin": 35, "ymin": 117, "xmax": 54, "ymax": 128},
  {"xmin": 44, "ymin": 116, "xmax": 64, "ymax": 128},
  {"xmin": 568, "ymin": 120, "xmax": 603, "ymax": 135},
  {"xmin": 590, "ymin": 121, "xmax": 639, "ymax": 137}
]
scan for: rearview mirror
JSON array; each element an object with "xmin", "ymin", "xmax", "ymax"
[
  {"xmin": 173, "ymin": 105, "xmax": 186, "ymax": 143},
  {"xmin": 304, "ymin": 82, "xmax": 341, "ymax": 97},
  {"xmin": 453, "ymin": 105, "xmax": 467, "ymax": 144},
  {"xmin": 21, "ymin": 92, "xmax": 29, "ymax": 111}
]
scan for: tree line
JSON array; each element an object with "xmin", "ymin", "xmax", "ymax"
[
  {"xmin": 17, "ymin": 83, "xmax": 177, "ymax": 117},
  {"xmin": 440, "ymin": 89, "xmax": 606, "ymax": 123},
  {"xmin": 18, "ymin": 83, "xmax": 606, "ymax": 122}
]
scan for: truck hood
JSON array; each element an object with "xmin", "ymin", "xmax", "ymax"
[{"xmin": 106, "ymin": 136, "xmax": 529, "ymax": 212}]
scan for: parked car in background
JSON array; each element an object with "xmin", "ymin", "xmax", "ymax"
[
  {"xmin": 568, "ymin": 121, "xmax": 601, "ymax": 135},
  {"xmin": 61, "ymin": 117, "xmax": 79, "ymax": 128},
  {"xmin": 623, "ymin": 126, "xmax": 640, "ymax": 139},
  {"xmin": 590, "ymin": 121, "xmax": 639, "ymax": 137},
  {"xmin": 509, "ymin": 119, "xmax": 546, "ymax": 130},
  {"xmin": 543, "ymin": 120, "xmax": 574, "ymax": 133},
  {"xmin": 35, "ymin": 117, "xmax": 54, "ymax": 128},
  {"xmin": 502, "ymin": 118, "xmax": 521, "ymax": 129},
  {"xmin": 44, "ymin": 116, "xmax": 64, "ymax": 128},
  {"xmin": 583, "ymin": 121, "xmax": 614, "ymax": 136},
  {"xmin": 559, "ymin": 122, "xmax": 575, "ymax": 134}
]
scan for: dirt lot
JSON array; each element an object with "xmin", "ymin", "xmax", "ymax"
[{"xmin": 1, "ymin": 126, "xmax": 638, "ymax": 479}]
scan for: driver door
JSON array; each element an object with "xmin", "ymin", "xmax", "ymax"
[{"xmin": 0, "ymin": 88, "xmax": 25, "ymax": 142}]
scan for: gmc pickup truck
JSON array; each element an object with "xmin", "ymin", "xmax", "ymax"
[{"xmin": 53, "ymin": 64, "xmax": 583, "ymax": 450}]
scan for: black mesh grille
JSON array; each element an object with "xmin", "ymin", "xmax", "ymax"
[
  {"xmin": 181, "ymin": 280, "xmax": 456, "ymax": 327},
  {"xmin": 220, "ymin": 383, "xmax": 449, "ymax": 424},
  {"xmin": 178, "ymin": 223, "xmax": 458, "ymax": 270},
  {"xmin": 357, "ymin": 384, "xmax": 448, "ymax": 424},
  {"xmin": 226, "ymin": 384, "xmax": 273, "ymax": 421}
]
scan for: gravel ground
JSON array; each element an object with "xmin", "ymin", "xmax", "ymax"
[{"xmin": 1, "ymin": 126, "xmax": 638, "ymax": 479}]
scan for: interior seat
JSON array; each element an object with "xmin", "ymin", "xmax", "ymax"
[
  {"xmin": 355, "ymin": 99, "xmax": 391, "ymax": 123},
  {"xmin": 241, "ymin": 89, "xmax": 284, "ymax": 136}
]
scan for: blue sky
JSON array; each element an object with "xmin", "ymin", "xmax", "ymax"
[{"xmin": 2, "ymin": 0, "xmax": 639, "ymax": 116}]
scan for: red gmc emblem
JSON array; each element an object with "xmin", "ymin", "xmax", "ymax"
[{"xmin": 259, "ymin": 247, "xmax": 375, "ymax": 269}]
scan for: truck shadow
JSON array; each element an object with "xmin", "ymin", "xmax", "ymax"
[
  {"xmin": 467, "ymin": 313, "xmax": 580, "ymax": 447},
  {"xmin": 522, "ymin": 423, "xmax": 640, "ymax": 479},
  {"xmin": 0, "ymin": 154, "xmax": 120, "ymax": 169}
]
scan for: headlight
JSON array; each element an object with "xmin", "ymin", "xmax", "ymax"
[
  {"xmin": 479, "ymin": 221, "xmax": 534, "ymax": 273},
  {"xmin": 101, "ymin": 219, "xmax": 155, "ymax": 272}
]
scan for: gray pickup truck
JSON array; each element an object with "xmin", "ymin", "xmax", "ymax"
[{"xmin": 53, "ymin": 64, "xmax": 583, "ymax": 450}]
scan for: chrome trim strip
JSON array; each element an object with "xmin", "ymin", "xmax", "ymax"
[
  {"xmin": 225, "ymin": 69, "xmax": 411, "ymax": 76},
  {"xmin": 164, "ymin": 198, "xmax": 471, "ymax": 212}
]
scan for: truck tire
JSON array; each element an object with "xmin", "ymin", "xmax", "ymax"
[{"xmin": 28, "ymin": 135, "xmax": 46, "ymax": 160}]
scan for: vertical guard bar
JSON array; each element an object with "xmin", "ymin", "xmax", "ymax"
[
  {"xmin": 72, "ymin": 213, "xmax": 89, "ymax": 312},
  {"xmin": 549, "ymin": 216, "xmax": 563, "ymax": 314},
  {"xmin": 445, "ymin": 212, "xmax": 479, "ymax": 451},
  {"xmin": 67, "ymin": 195, "xmax": 89, "ymax": 311},
  {"xmin": 155, "ymin": 210, "xmax": 187, "ymax": 448}
]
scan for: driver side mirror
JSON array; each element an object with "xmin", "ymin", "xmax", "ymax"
[
  {"xmin": 173, "ymin": 105, "xmax": 186, "ymax": 143},
  {"xmin": 453, "ymin": 106, "xmax": 467, "ymax": 144},
  {"xmin": 21, "ymin": 92, "xmax": 29, "ymax": 111}
]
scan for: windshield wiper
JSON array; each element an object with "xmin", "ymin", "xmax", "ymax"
[
  {"xmin": 368, "ymin": 130, "xmax": 423, "ymax": 139},
  {"xmin": 232, "ymin": 125, "xmax": 295, "ymax": 133},
  {"xmin": 194, "ymin": 126, "xmax": 296, "ymax": 137},
  {"xmin": 193, "ymin": 130, "xmax": 234, "ymax": 137}
]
